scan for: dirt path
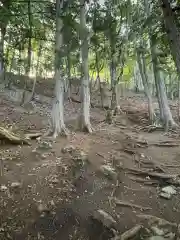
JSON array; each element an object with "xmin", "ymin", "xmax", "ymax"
[{"xmin": 0, "ymin": 95, "xmax": 180, "ymax": 240}]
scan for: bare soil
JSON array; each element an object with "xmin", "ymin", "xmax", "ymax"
[{"xmin": 0, "ymin": 82, "xmax": 180, "ymax": 240}]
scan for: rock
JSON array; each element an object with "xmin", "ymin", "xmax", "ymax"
[
  {"xmin": 161, "ymin": 186, "xmax": 176, "ymax": 195},
  {"xmin": 61, "ymin": 145, "xmax": 76, "ymax": 154},
  {"xmin": 151, "ymin": 226, "xmax": 165, "ymax": 236},
  {"xmin": 99, "ymin": 164, "xmax": 117, "ymax": 180},
  {"xmin": 160, "ymin": 186, "xmax": 177, "ymax": 200},
  {"xmin": 147, "ymin": 237, "xmax": 166, "ymax": 240},
  {"xmin": 0, "ymin": 185, "xmax": 8, "ymax": 191},
  {"xmin": 159, "ymin": 192, "xmax": 171, "ymax": 199},
  {"xmin": 164, "ymin": 232, "xmax": 175, "ymax": 240},
  {"xmin": 37, "ymin": 203, "xmax": 49, "ymax": 213},
  {"xmin": 72, "ymin": 150, "xmax": 89, "ymax": 167},
  {"xmin": 92, "ymin": 209, "xmax": 116, "ymax": 228},
  {"xmin": 38, "ymin": 141, "xmax": 52, "ymax": 150},
  {"xmin": 10, "ymin": 182, "xmax": 21, "ymax": 188},
  {"xmin": 49, "ymin": 178, "xmax": 59, "ymax": 184}
]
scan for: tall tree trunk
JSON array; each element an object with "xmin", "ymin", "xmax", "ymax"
[
  {"xmin": 159, "ymin": 0, "xmax": 180, "ymax": 77},
  {"xmin": 136, "ymin": 49, "xmax": 155, "ymax": 123},
  {"xmin": 0, "ymin": 0, "xmax": 12, "ymax": 80},
  {"xmin": 50, "ymin": 0, "xmax": 68, "ymax": 138},
  {"xmin": 30, "ymin": 41, "xmax": 42, "ymax": 100},
  {"xmin": 21, "ymin": 0, "xmax": 32, "ymax": 105},
  {"xmin": 150, "ymin": 34, "xmax": 176, "ymax": 129},
  {"xmin": 0, "ymin": 28, "xmax": 5, "ymax": 81},
  {"xmin": 144, "ymin": 0, "xmax": 176, "ymax": 129},
  {"xmin": 64, "ymin": 52, "xmax": 71, "ymax": 101},
  {"xmin": 95, "ymin": 51, "xmax": 104, "ymax": 108},
  {"xmin": 110, "ymin": 58, "xmax": 117, "ymax": 111},
  {"xmin": 79, "ymin": 0, "xmax": 92, "ymax": 133}
]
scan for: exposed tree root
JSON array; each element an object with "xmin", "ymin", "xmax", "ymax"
[
  {"xmin": 152, "ymin": 141, "xmax": 180, "ymax": 147},
  {"xmin": 140, "ymin": 125, "xmax": 163, "ymax": 133},
  {"xmin": 126, "ymin": 167, "xmax": 178, "ymax": 179},
  {"xmin": 137, "ymin": 214, "xmax": 177, "ymax": 227},
  {"xmin": 24, "ymin": 132, "xmax": 42, "ymax": 139},
  {"xmin": 113, "ymin": 224, "xmax": 142, "ymax": 240},
  {"xmin": 52, "ymin": 126, "xmax": 69, "ymax": 138},
  {"xmin": 113, "ymin": 198, "xmax": 151, "ymax": 211},
  {"xmin": 129, "ymin": 176, "xmax": 159, "ymax": 186},
  {"xmin": 82, "ymin": 123, "xmax": 93, "ymax": 133},
  {"xmin": 0, "ymin": 127, "xmax": 30, "ymax": 145}
]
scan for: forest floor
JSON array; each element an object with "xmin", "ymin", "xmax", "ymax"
[{"xmin": 1, "ymin": 83, "xmax": 180, "ymax": 240}]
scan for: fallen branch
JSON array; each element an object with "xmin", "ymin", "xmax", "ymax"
[
  {"xmin": 113, "ymin": 198, "xmax": 151, "ymax": 211},
  {"xmin": 0, "ymin": 127, "xmax": 30, "ymax": 145},
  {"xmin": 114, "ymin": 224, "xmax": 142, "ymax": 240}
]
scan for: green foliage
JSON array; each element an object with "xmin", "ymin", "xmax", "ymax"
[{"xmin": 0, "ymin": 0, "xmax": 178, "ymax": 88}]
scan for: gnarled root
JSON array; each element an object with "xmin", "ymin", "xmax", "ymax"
[
  {"xmin": 82, "ymin": 123, "xmax": 93, "ymax": 133},
  {"xmin": 52, "ymin": 126, "xmax": 69, "ymax": 138}
]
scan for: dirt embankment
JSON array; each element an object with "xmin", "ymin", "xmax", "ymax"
[{"xmin": 0, "ymin": 90, "xmax": 180, "ymax": 239}]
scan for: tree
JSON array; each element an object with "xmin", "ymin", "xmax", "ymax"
[
  {"xmin": 159, "ymin": 0, "xmax": 180, "ymax": 77},
  {"xmin": 144, "ymin": 0, "xmax": 177, "ymax": 129},
  {"xmin": 79, "ymin": 0, "xmax": 92, "ymax": 133},
  {"xmin": 136, "ymin": 43, "xmax": 155, "ymax": 123},
  {"xmin": 50, "ymin": 0, "xmax": 69, "ymax": 138}
]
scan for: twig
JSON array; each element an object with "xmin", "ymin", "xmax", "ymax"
[
  {"xmin": 96, "ymin": 152, "xmax": 105, "ymax": 158},
  {"xmin": 113, "ymin": 198, "xmax": 151, "ymax": 211}
]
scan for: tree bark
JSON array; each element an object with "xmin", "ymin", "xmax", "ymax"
[
  {"xmin": 50, "ymin": 0, "xmax": 68, "ymax": 138},
  {"xmin": 30, "ymin": 41, "xmax": 42, "ymax": 100},
  {"xmin": 0, "ymin": 0, "xmax": 12, "ymax": 80},
  {"xmin": 21, "ymin": 0, "xmax": 32, "ymax": 105},
  {"xmin": 159, "ymin": 0, "xmax": 180, "ymax": 77},
  {"xmin": 136, "ymin": 49, "xmax": 155, "ymax": 123},
  {"xmin": 144, "ymin": 0, "xmax": 176, "ymax": 129},
  {"xmin": 64, "ymin": 52, "xmax": 71, "ymax": 101},
  {"xmin": 95, "ymin": 51, "xmax": 104, "ymax": 108},
  {"xmin": 79, "ymin": 0, "xmax": 92, "ymax": 133}
]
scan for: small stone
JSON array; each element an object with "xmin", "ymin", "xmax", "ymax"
[
  {"xmin": 61, "ymin": 145, "xmax": 76, "ymax": 154},
  {"xmin": 151, "ymin": 226, "xmax": 165, "ymax": 236},
  {"xmin": 92, "ymin": 209, "xmax": 116, "ymax": 228},
  {"xmin": 41, "ymin": 153, "xmax": 47, "ymax": 159},
  {"xmin": 11, "ymin": 182, "xmax": 21, "ymax": 188},
  {"xmin": 147, "ymin": 237, "xmax": 166, "ymax": 240},
  {"xmin": 164, "ymin": 232, "xmax": 175, "ymax": 240},
  {"xmin": 0, "ymin": 185, "xmax": 8, "ymax": 191},
  {"xmin": 159, "ymin": 192, "xmax": 171, "ymax": 199},
  {"xmin": 161, "ymin": 186, "xmax": 176, "ymax": 195},
  {"xmin": 99, "ymin": 165, "xmax": 117, "ymax": 180},
  {"xmin": 50, "ymin": 178, "xmax": 59, "ymax": 184},
  {"xmin": 37, "ymin": 203, "xmax": 48, "ymax": 213},
  {"xmin": 39, "ymin": 141, "xmax": 52, "ymax": 149}
]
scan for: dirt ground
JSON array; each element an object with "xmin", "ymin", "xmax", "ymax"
[{"xmin": 0, "ymin": 85, "xmax": 180, "ymax": 240}]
